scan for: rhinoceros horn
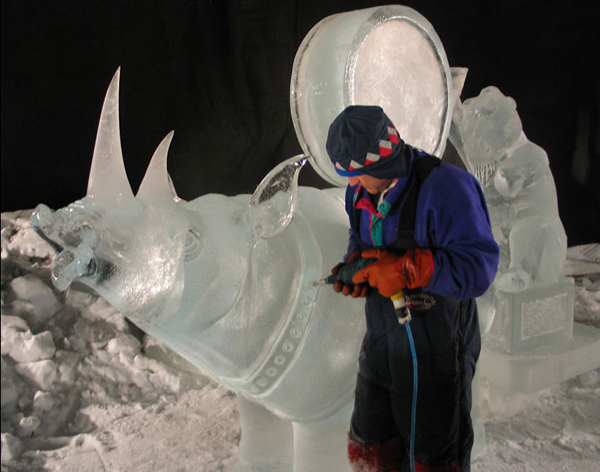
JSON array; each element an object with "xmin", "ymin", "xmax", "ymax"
[
  {"xmin": 86, "ymin": 68, "xmax": 135, "ymax": 207},
  {"xmin": 136, "ymin": 131, "xmax": 179, "ymax": 204}
]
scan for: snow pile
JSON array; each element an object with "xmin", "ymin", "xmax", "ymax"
[
  {"xmin": 573, "ymin": 275, "xmax": 600, "ymax": 327},
  {"xmin": 1, "ymin": 210, "xmax": 240, "ymax": 471},
  {"xmin": 1, "ymin": 209, "xmax": 599, "ymax": 471}
]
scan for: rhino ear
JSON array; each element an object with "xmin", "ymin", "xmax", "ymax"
[
  {"xmin": 243, "ymin": 154, "xmax": 307, "ymax": 239},
  {"xmin": 450, "ymin": 67, "xmax": 468, "ymax": 112},
  {"xmin": 447, "ymin": 67, "xmax": 469, "ymax": 171}
]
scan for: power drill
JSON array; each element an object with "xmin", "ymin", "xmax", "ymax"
[{"xmin": 316, "ymin": 257, "xmax": 412, "ymax": 324}]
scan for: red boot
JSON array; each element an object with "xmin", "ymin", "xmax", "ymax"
[{"xmin": 348, "ymin": 437, "xmax": 404, "ymax": 472}]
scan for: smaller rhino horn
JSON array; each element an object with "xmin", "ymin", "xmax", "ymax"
[{"xmin": 137, "ymin": 131, "xmax": 178, "ymax": 203}]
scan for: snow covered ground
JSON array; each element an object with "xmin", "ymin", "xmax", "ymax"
[{"xmin": 2, "ymin": 209, "xmax": 599, "ymax": 471}]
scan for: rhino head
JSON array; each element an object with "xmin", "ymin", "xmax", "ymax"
[{"xmin": 32, "ymin": 69, "xmax": 307, "ymax": 333}]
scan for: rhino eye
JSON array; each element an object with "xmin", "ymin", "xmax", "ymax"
[
  {"xmin": 184, "ymin": 226, "xmax": 202, "ymax": 261},
  {"xmin": 62, "ymin": 223, "xmax": 98, "ymax": 248}
]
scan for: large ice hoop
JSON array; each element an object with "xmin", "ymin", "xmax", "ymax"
[{"xmin": 290, "ymin": 5, "xmax": 453, "ymax": 187}]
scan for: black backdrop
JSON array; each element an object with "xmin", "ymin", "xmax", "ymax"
[{"xmin": 2, "ymin": 0, "xmax": 598, "ymax": 244}]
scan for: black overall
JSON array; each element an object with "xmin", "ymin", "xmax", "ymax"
[{"xmin": 349, "ymin": 157, "xmax": 481, "ymax": 471}]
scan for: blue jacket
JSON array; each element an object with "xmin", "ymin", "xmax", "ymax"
[{"xmin": 345, "ymin": 146, "xmax": 499, "ymax": 301}]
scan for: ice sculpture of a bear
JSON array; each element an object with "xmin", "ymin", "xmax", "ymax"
[
  {"xmin": 450, "ymin": 86, "xmax": 572, "ymax": 353},
  {"xmin": 453, "ymin": 86, "xmax": 567, "ymax": 294}
]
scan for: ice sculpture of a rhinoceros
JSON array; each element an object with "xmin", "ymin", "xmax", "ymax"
[{"xmin": 32, "ymin": 69, "xmax": 365, "ymax": 471}]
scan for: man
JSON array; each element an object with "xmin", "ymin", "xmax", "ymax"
[{"xmin": 326, "ymin": 105, "xmax": 499, "ymax": 472}]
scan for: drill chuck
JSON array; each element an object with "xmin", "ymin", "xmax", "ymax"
[
  {"xmin": 320, "ymin": 257, "xmax": 412, "ymax": 324},
  {"xmin": 323, "ymin": 257, "xmax": 378, "ymax": 285}
]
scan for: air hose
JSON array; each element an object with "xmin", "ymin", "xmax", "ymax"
[
  {"xmin": 317, "ymin": 257, "xmax": 418, "ymax": 472},
  {"xmin": 405, "ymin": 321, "xmax": 418, "ymax": 472}
]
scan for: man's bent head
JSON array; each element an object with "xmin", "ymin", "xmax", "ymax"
[{"xmin": 326, "ymin": 105, "xmax": 407, "ymax": 180}]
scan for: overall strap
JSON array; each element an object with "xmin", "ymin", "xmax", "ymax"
[{"xmin": 392, "ymin": 155, "xmax": 441, "ymax": 252}]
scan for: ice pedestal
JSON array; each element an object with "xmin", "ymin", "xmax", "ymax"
[
  {"xmin": 485, "ymin": 277, "xmax": 574, "ymax": 354},
  {"xmin": 480, "ymin": 323, "xmax": 600, "ymax": 394},
  {"xmin": 478, "ymin": 278, "xmax": 600, "ymax": 418}
]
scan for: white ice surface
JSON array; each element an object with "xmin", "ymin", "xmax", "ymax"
[{"xmin": 2, "ymin": 210, "xmax": 599, "ymax": 471}]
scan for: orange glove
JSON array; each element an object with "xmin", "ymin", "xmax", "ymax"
[
  {"xmin": 352, "ymin": 248, "xmax": 434, "ymax": 298},
  {"xmin": 331, "ymin": 251, "xmax": 369, "ymax": 298}
]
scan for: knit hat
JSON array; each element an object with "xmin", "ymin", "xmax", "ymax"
[{"xmin": 326, "ymin": 105, "xmax": 407, "ymax": 179}]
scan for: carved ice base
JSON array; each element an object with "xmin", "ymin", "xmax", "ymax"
[
  {"xmin": 480, "ymin": 323, "xmax": 600, "ymax": 396},
  {"xmin": 478, "ymin": 277, "xmax": 600, "ymax": 419},
  {"xmin": 486, "ymin": 277, "xmax": 575, "ymax": 354}
]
